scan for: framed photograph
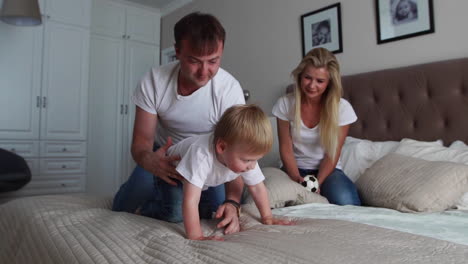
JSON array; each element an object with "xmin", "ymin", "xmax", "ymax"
[
  {"xmin": 300, "ymin": 3, "xmax": 342, "ymax": 56},
  {"xmin": 376, "ymin": 0, "xmax": 434, "ymax": 44}
]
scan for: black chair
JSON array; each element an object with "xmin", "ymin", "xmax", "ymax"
[{"xmin": 0, "ymin": 148, "xmax": 31, "ymax": 193}]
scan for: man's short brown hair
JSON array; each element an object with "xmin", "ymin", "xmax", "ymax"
[{"xmin": 174, "ymin": 12, "xmax": 226, "ymax": 55}]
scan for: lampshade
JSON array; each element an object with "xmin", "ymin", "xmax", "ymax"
[
  {"xmin": 243, "ymin": 89, "xmax": 251, "ymax": 101},
  {"xmin": 0, "ymin": 0, "xmax": 42, "ymax": 26}
]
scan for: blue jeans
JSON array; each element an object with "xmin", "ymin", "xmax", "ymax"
[
  {"xmin": 112, "ymin": 165, "xmax": 226, "ymax": 223},
  {"xmin": 297, "ymin": 168, "xmax": 361, "ymax": 206}
]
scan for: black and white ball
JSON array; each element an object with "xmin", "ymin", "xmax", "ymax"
[{"xmin": 301, "ymin": 175, "xmax": 319, "ymax": 193}]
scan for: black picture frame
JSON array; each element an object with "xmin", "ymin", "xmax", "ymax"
[
  {"xmin": 376, "ymin": 0, "xmax": 434, "ymax": 44},
  {"xmin": 300, "ymin": 3, "xmax": 343, "ymax": 56}
]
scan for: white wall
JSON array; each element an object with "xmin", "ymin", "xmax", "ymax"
[{"xmin": 161, "ymin": 0, "xmax": 468, "ymax": 113}]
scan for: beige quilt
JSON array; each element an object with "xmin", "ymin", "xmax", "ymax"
[{"xmin": 1, "ymin": 195, "xmax": 467, "ymax": 264}]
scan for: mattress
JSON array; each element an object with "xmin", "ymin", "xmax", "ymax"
[{"xmin": 1, "ymin": 195, "xmax": 467, "ymax": 264}]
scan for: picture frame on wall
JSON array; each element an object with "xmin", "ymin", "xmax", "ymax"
[
  {"xmin": 376, "ymin": 0, "xmax": 434, "ymax": 44},
  {"xmin": 300, "ymin": 3, "xmax": 342, "ymax": 56}
]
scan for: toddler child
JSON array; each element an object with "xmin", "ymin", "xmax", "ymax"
[{"xmin": 140, "ymin": 104, "xmax": 292, "ymax": 240}]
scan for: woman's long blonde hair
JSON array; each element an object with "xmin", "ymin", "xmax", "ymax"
[{"xmin": 291, "ymin": 48, "xmax": 342, "ymax": 161}]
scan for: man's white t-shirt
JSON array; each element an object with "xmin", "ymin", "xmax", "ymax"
[
  {"xmin": 167, "ymin": 134, "xmax": 265, "ymax": 190},
  {"xmin": 132, "ymin": 61, "xmax": 245, "ymax": 146},
  {"xmin": 272, "ymin": 94, "xmax": 357, "ymax": 170}
]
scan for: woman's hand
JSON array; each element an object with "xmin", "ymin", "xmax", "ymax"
[{"xmin": 289, "ymin": 174, "xmax": 304, "ymax": 183}]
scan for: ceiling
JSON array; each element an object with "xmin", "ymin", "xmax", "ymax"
[
  {"xmin": 126, "ymin": 0, "xmax": 192, "ymax": 14},
  {"xmin": 126, "ymin": 0, "xmax": 174, "ymax": 8}
]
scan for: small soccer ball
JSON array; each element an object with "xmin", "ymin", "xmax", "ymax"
[{"xmin": 301, "ymin": 175, "xmax": 319, "ymax": 193}]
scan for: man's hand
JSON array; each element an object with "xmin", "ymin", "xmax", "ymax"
[
  {"xmin": 215, "ymin": 203, "xmax": 240, "ymax": 235},
  {"xmin": 143, "ymin": 137, "xmax": 182, "ymax": 186}
]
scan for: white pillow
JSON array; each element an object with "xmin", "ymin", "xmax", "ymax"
[
  {"xmin": 340, "ymin": 137, "xmax": 399, "ymax": 182},
  {"xmin": 394, "ymin": 138, "xmax": 459, "ymax": 160},
  {"xmin": 457, "ymin": 193, "xmax": 468, "ymax": 210},
  {"xmin": 394, "ymin": 138, "xmax": 468, "ymax": 209},
  {"xmin": 395, "ymin": 138, "xmax": 468, "ymax": 164},
  {"xmin": 450, "ymin": 140, "xmax": 468, "ymax": 150},
  {"xmin": 356, "ymin": 153, "xmax": 468, "ymax": 212}
]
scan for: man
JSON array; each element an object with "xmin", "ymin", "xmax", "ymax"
[{"xmin": 112, "ymin": 12, "xmax": 245, "ymax": 235}]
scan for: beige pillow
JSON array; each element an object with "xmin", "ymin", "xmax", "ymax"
[
  {"xmin": 243, "ymin": 167, "xmax": 328, "ymax": 208},
  {"xmin": 356, "ymin": 153, "xmax": 468, "ymax": 212},
  {"xmin": 395, "ymin": 138, "xmax": 468, "ymax": 209}
]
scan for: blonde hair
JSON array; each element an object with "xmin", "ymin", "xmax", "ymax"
[
  {"xmin": 291, "ymin": 48, "xmax": 342, "ymax": 160},
  {"xmin": 214, "ymin": 104, "xmax": 273, "ymax": 155}
]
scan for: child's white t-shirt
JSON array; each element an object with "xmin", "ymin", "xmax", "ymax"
[
  {"xmin": 167, "ymin": 133, "xmax": 265, "ymax": 190},
  {"xmin": 272, "ymin": 94, "xmax": 357, "ymax": 170}
]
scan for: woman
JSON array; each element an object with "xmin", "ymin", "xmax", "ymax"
[{"xmin": 272, "ymin": 48, "xmax": 361, "ymax": 205}]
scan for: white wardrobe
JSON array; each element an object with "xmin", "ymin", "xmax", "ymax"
[
  {"xmin": 86, "ymin": 0, "xmax": 160, "ymax": 196},
  {"xmin": 0, "ymin": 0, "xmax": 91, "ymax": 197}
]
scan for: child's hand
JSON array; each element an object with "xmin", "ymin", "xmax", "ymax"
[
  {"xmin": 215, "ymin": 203, "xmax": 240, "ymax": 235},
  {"xmin": 191, "ymin": 236, "xmax": 224, "ymax": 241},
  {"xmin": 261, "ymin": 216, "xmax": 295, "ymax": 226}
]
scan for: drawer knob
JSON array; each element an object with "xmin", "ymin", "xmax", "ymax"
[
  {"xmin": 62, "ymin": 165, "xmax": 67, "ymax": 169},
  {"xmin": 61, "ymin": 183, "xmax": 66, "ymax": 187},
  {"xmin": 62, "ymin": 148, "xmax": 67, "ymax": 152}
]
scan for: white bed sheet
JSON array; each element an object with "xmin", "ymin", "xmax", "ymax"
[{"xmin": 273, "ymin": 203, "xmax": 468, "ymax": 246}]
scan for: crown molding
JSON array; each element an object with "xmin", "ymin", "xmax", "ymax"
[{"xmin": 161, "ymin": 0, "xmax": 192, "ymax": 16}]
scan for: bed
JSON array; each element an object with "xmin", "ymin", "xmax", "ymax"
[{"xmin": 1, "ymin": 58, "xmax": 468, "ymax": 264}]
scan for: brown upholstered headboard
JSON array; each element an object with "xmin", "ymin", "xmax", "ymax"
[{"xmin": 342, "ymin": 58, "xmax": 468, "ymax": 146}]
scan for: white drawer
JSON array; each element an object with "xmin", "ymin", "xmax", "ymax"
[
  {"xmin": 0, "ymin": 176, "xmax": 85, "ymax": 197},
  {"xmin": 40, "ymin": 141, "xmax": 87, "ymax": 157},
  {"xmin": 39, "ymin": 158, "xmax": 86, "ymax": 175},
  {"xmin": 24, "ymin": 158, "xmax": 40, "ymax": 176},
  {"xmin": 0, "ymin": 141, "xmax": 40, "ymax": 158}
]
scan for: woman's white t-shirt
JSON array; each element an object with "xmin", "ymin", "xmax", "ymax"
[{"xmin": 272, "ymin": 94, "xmax": 357, "ymax": 170}]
